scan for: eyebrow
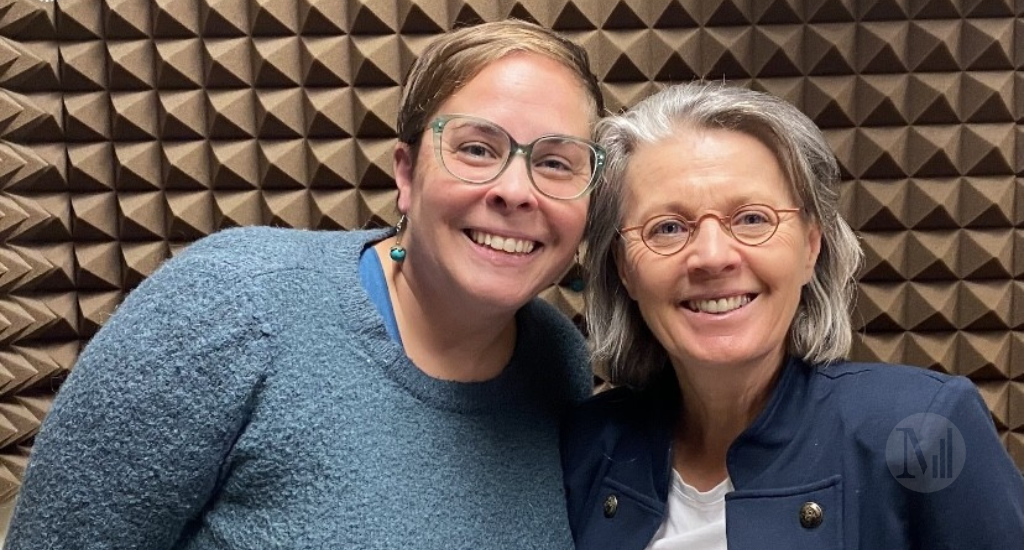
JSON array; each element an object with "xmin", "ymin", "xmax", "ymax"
[
  {"xmin": 459, "ymin": 120, "xmax": 507, "ymax": 140},
  {"xmin": 626, "ymin": 200, "xmax": 690, "ymax": 222}
]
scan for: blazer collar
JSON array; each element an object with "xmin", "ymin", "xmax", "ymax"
[
  {"xmin": 726, "ymin": 356, "xmax": 815, "ymax": 486},
  {"xmin": 632, "ymin": 356, "xmax": 814, "ymax": 496}
]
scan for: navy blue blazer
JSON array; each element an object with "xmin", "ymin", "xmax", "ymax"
[{"xmin": 561, "ymin": 358, "xmax": 1024, "ymax": 550}]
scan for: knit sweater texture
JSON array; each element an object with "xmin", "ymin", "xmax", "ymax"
[{"xmin": 5, "ymin": 227, "xmax": 592, "ymax": 550}]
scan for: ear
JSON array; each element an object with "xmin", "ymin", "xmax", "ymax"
[
  {"xmin": 394, "ymin": 142, "xmax": 415, "ymax": 214},
  {"xmin": 613, "ymin": 243, "xmax": 637, "ymax": 300},
  {"xmin": 802, "ymin": 219, "xmax": 822, "ymax": 285}
]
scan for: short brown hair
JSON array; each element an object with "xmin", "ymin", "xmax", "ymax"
[{"xmin": 397, "ymin": 20, "xmax": 604, "ymax": 145}]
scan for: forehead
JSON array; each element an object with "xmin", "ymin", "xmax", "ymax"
[
  {"xmin": 621, "ymin": 128, "xmax": 793, "ymax": 217},
  {"xmin": 434, "ymin": 53, "xmax": 594, "ymax": 137}
]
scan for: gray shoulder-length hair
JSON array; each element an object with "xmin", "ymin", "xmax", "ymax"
[{"xmin": 586, "ymin": 82, "xmax": 864, "ymax": 389}]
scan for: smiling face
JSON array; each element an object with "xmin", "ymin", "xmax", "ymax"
[
  {"xmin": 616, "ymin": 128, "xmax": 821, "ymax": 375},
  {"xmin": 393, "ymin": 52, "xmax": 593, "ymax": 315}
]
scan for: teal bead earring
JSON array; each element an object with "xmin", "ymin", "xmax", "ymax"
[
  {"xmin": 389, "ymin": 214, "xmax": 407, "ymax": 263},
  {"xmin": 568, "ymin": 249, "xmax": 585, "ymax": 292}
]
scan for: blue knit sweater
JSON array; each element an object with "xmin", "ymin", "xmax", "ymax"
[{"xmin": 5, "ymin": 227, "xmax": 592, "ymax": 550}]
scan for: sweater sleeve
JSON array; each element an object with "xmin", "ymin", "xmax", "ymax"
[
  {"xmin": 913, "ymin": 376, "xmax": 1024, "ymax": 549},
  {"xmin": 4, "ymin": 241, "xmax": 273, "ymax": 550}
]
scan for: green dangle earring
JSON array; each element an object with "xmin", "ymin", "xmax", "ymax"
[
  {"xmin": 389, "ymin": 214, "xmax": 407, "ymax": 263},
  {"xmin": 568, "ymin": 249, "xmax": 585, "ymax": 292}
]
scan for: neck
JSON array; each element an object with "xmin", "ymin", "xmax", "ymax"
[
  {"xmin": 373, "ymin": 239, "xmax": 517, "ymax": 382},
  {"xmin": 670, "ymin": 354, "xmax": 784, "ymax": 491}
]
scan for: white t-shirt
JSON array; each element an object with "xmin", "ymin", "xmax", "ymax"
[{"xmin": 643, "ymin": 471, "xmax": 733, "ymax": 550}]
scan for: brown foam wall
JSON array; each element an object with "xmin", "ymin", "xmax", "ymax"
[{"xmin": 0, "ymin": 0, "xmax": 1021, "ymax": 503}]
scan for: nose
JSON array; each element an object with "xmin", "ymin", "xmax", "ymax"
[
  {"xmin": 485, "ymin": 153, "xmax": 539, "ymax": 212},
  {"xmin": 683, "ymin": 216, "xmax": 740, "ymax": 274}
]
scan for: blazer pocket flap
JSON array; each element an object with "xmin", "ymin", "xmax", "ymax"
[
  {"xmin": 726, "ymin": 475, "xmax": 843, "ymax": 550},
  {"xmin": 576, "ymin": 478, "xmax": 664, "ymax": 550}
]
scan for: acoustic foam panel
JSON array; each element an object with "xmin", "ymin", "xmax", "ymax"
[{"xmin": 0, "ymin": 0, "xmax": 1021, "ymax": 504}]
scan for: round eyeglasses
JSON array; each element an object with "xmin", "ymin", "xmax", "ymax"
[
  {"xmin": 619, "ymin": 204, "xmax": 803, "ymax": 256},
  {"xmin": 429, "ymin": 114, "xmax": 606, "ymax": 201}
]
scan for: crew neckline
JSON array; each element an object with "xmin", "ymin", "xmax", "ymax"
[{"xmin": 672, "ymin": 470, "xmax": 733, "ymax": 506}]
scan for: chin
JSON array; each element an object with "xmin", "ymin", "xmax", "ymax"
[
  {"xmin": 677, "ymin": 341, "xmax": 763, "ymax": 367},
  {"xmin": 465, "ymin": 285, "xmax": 534, "ymax": 312}
]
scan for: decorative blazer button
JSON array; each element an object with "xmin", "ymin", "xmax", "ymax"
[
  {"xmin": 603, "ymin": 494, "xmax": 618, "ymax": 518},
  {"xmin": 799, "ymin": 501, "xmax": 824, "ymax": 529}
]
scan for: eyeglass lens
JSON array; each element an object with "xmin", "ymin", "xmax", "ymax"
[{"xmin": 436, "ymin": 116, "xmax": 599, "ymax": 199}]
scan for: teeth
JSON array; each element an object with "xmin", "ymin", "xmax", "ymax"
[
  {"xmin": 470, "ymin": 230, "xmax": 536, "ymax": 254},
  {"xmin": 688, "ymin": 295, "xmax": 751, "ymax": 314}
]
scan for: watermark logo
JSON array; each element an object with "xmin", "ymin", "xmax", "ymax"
[{"xmin": 885, "ymin": 413, "xmax": 965, "ymax": 493}]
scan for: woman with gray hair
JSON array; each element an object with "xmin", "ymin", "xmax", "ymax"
[{"xmin": 562, "ymin": 82, "xmax": 1023, "ymax": 550}]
